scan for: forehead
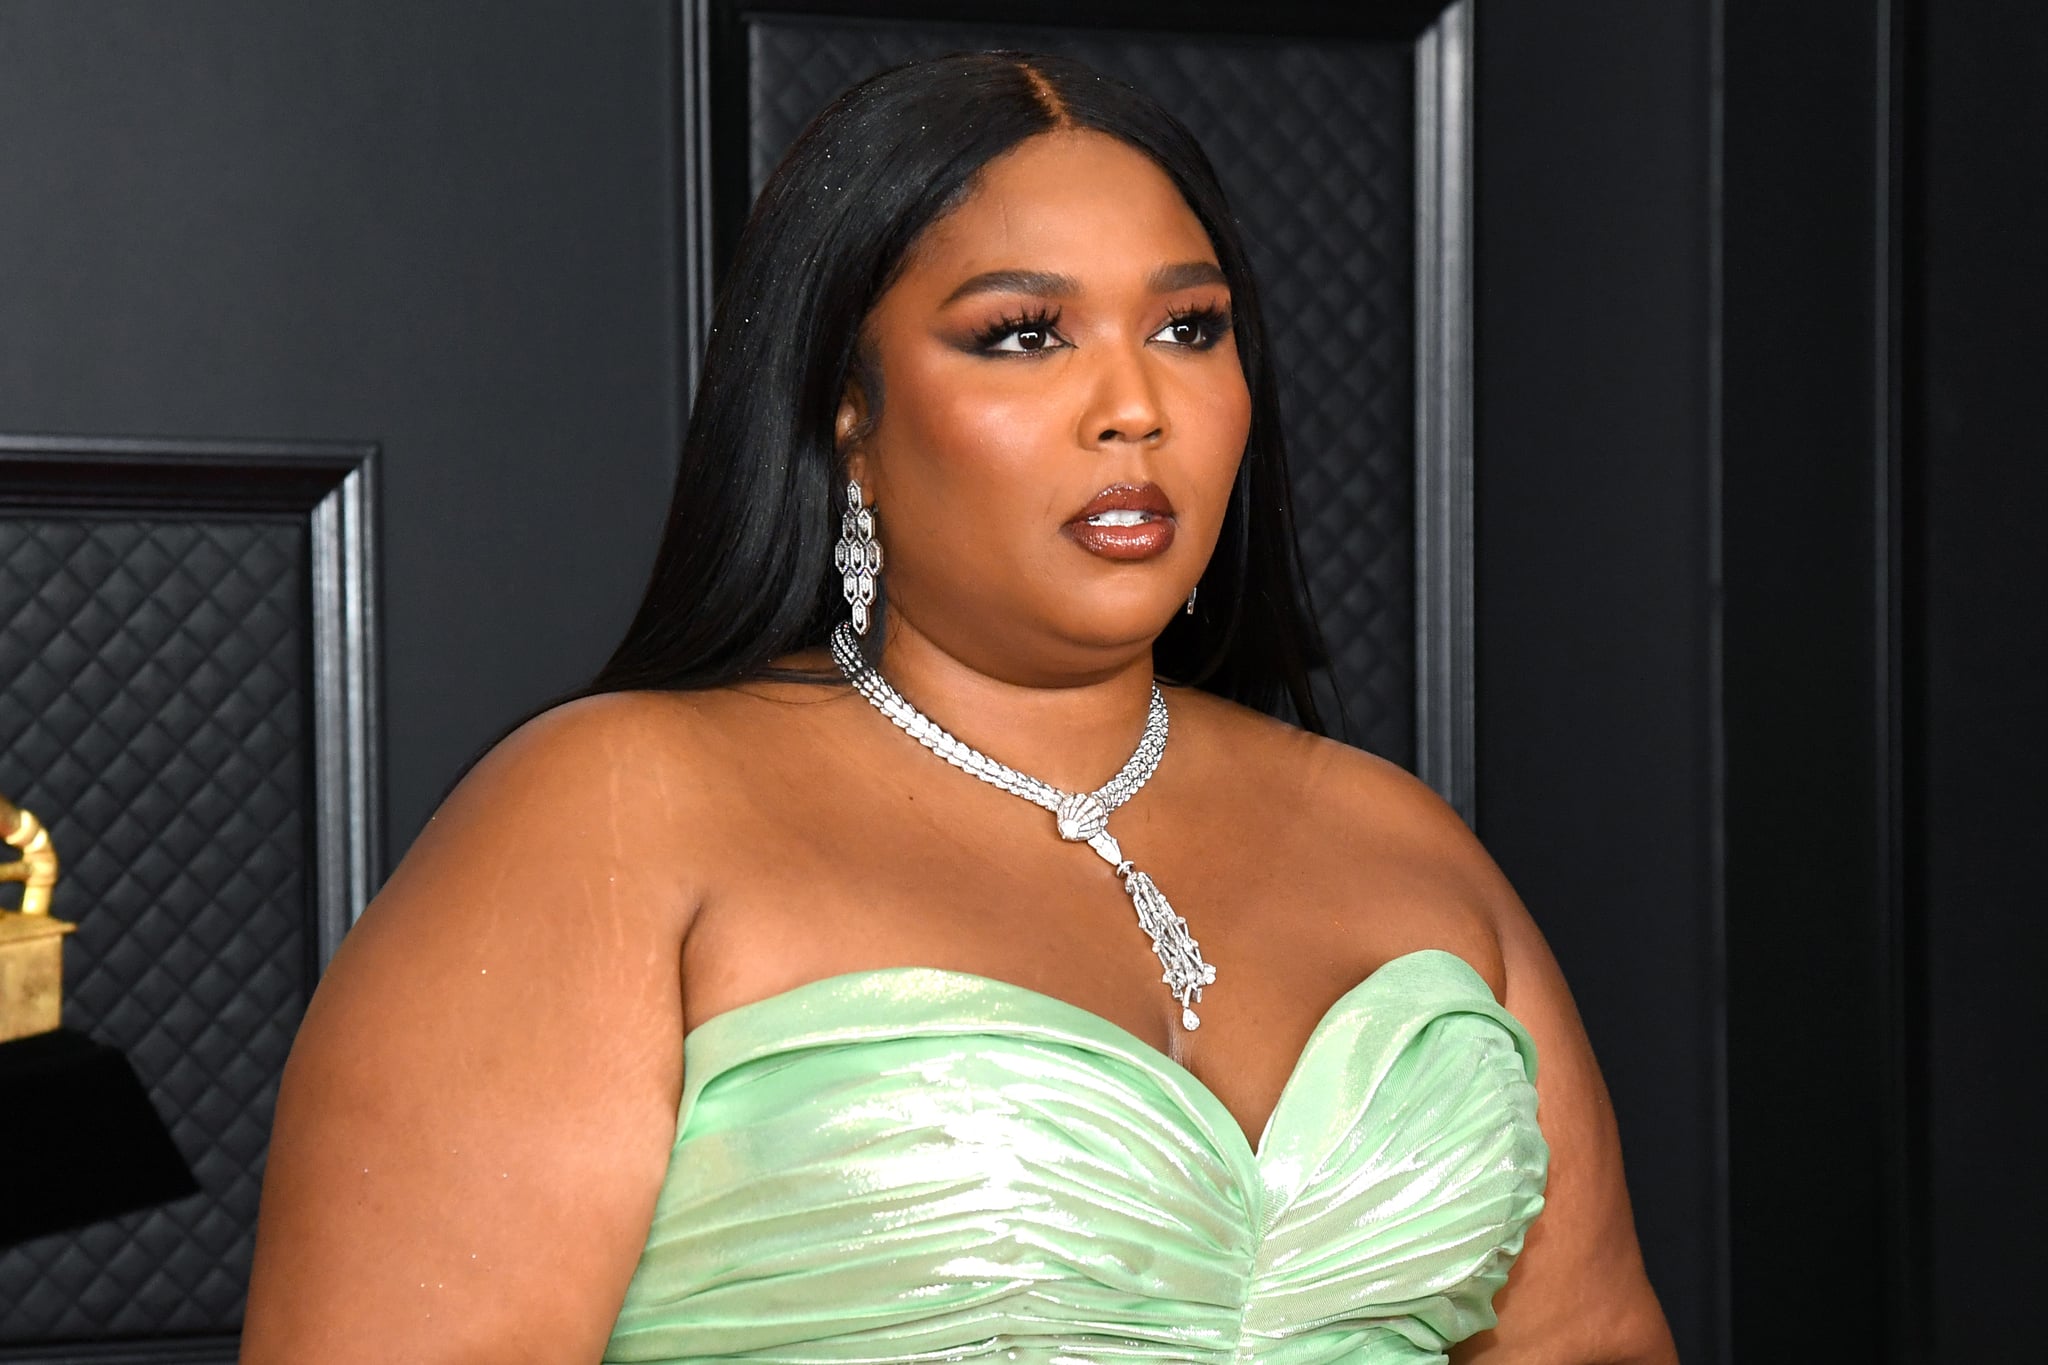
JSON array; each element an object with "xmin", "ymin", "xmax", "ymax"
[{"xmin": 902, "ymin": 129, "xmax": 1218, "ymax": 286}]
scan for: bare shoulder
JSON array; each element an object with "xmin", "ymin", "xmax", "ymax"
[
  {"xmin": 468, "ymin": 686, "xmax": 723, "ymax": 805},
  {"xmin": 389, "ymin": 689, "xmax": 729, "ymax": 939},
  {"xmin": 1169, "ymin": 685, "xmax": 1460, "ymax": 835},
  {"xmin": 241, "ymin": 688, "xmax": 720, "ymax": 1361},
  {"xmin": 1168, "ymin": 687, "xmax": 1510, "ymax": 991}
]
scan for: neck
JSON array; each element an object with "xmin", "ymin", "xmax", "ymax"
[{"xmin": 855, "ymin": 611, "xmax": 1162, "ymax": 796}]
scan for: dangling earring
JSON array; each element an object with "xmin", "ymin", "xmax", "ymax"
[
  {"xmin": 1184, "ymin": 583, "xmax": 1198, "ymax": 616},
  {"xmin": 834, "ymin": 478, "xmax": 882, "ymax": 635}
]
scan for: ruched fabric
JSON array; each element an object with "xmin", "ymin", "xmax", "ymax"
[{"xmin": 604, "ymin": 949, "xmax": 1548, "ymax": 1364}]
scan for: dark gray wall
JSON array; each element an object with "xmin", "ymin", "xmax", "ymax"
[
  {"xmin": 1919, "ymin": 3, "xmax": 2047, "ymax": 1357},
  {"xmin": 1474, "ymin": 7, "xmax": 1720, "ymax": 1361},
  {"xmin": 1719, "ymin": 0, "xmax": 1902, "ymax": 1351},
  {"xmin": 1480, "ymin": 2, "xmax": 2048, "ymax": 1361},
  {"xmin": 0, "ymin": 1, "xmax": 684, "ymax": 859}
]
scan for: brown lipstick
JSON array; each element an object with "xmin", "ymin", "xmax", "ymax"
[{"xmin": 1062, "ymin": 482, "xmax": 1176, "ymax": 560}]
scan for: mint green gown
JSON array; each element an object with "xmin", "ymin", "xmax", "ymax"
[{"xmin": 602, "ymin": 948, "xmax": 1548, "ymax": 1364}]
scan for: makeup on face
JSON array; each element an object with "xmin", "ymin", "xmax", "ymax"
[
  {"xmin": 939, "ymin": 261, "xmax": 1235, "ymax": 360},
  {"xmin": 1062, "ymin": 481, "xmax": 1177, "ymax": 561},
  {"xmin": 847, "ymin": 130, "xmax": 1251, "ymax": 649}
]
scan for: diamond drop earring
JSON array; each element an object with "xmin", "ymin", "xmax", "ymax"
[
  {"xmin": 1184, "ymin": 583, "xmax": 1198, "ymax": 616},
  {"xmin": 834, "ymin": 478, "xmax": 883, "ymax": 635}
]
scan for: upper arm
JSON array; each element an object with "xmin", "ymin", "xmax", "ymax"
[
  {"xmin": 1342, "ymin": 756, "xmax": 1677, "ymax": 1365},
  {"xmin": 1457, "ymin": 881, "xmax": 1678, "ymax": 1364},
  {"xmin": 242, "ymin": 693, "xmax": 703, "ymax": 1363}
]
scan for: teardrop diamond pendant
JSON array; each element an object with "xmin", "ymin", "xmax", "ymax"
[{"xmin": 1050, "ymin": 793, "xmax": 1215, "ymax": 1028}]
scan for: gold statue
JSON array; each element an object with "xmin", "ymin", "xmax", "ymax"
[{"xmin": 1, "ymin": 793, "xmax": 73, "ymax": 1043}]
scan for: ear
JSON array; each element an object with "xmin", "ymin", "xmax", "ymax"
[{"xmin": 834, "ymin": 376, "xmax": 871, "ymax": 487}]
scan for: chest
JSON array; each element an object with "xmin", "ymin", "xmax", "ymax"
[{"xmin": 676, "ymin": 732, "xmax": 1489, "ymax": 1150}]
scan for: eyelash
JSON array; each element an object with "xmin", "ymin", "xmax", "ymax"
[
  {"xmin": 971, "ymin": 305, "xmax": 1065, "ymax": 354},
  {"xmin": 969, "ymin": 303, "xmax": 1235, "ymax": 355},
  {"xmin": 1157, "ymin": 303, "xmax": 1233, "ymax": 351}
]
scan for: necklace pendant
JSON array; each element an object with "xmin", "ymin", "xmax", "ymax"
[
  {"xmin": 1085, "ymin": 830, "xmax": 1123, "ymax": 868},
  {"xmin": 1118, "ymin": 866, "xmax": 1216, "ymax": 1032},
  {"xmin": 1054, "ymin": 791, "xmax": 1109, "ymax": 843}
]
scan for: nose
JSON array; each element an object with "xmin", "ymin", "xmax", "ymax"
[{"xmin": 1078, "ymin": 342, "xmax": 1166, "ymax": 448}]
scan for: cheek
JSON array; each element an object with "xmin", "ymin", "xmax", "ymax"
[
  {"xmin": 1201, "ymin": 370, "xmax": 1252, "ymax": 456},
  {"xmin": 879, "ymin": 356, "xmax": 1067, "ymax": 518},
  {"xmin": 1172, "ymin": 361, "xmax": 1253, "ymax": 511},
  {"xmin": 868, "ymin": 343, "xmax": 1251, "ymax": 564}
]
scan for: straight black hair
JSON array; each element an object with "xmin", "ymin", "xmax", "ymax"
[{"xmin": 501, "ymin": 51, "xmax": 1333, "ymax": 765}]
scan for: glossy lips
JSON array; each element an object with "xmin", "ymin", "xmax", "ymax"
[{"xmin": 1063, "ymin": 481, "xmax": 1176, "ymax": 560}]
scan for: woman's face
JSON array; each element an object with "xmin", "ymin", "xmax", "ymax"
[{"xmin": 840, "ymin": 128, "xmax": 1250, "ymax": 680}]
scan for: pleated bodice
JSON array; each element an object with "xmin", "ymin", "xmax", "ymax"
[{"xmin": 604, "ymin": 948, "xmax": 1548, "ymax": 1363}]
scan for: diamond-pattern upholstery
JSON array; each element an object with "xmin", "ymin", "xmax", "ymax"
[
  {"xmin": 748, "ymin": 20, "xmax": 1417, "ymax": 761},
  {"xmin": 0, "ymin": 518, "xmax": 307, "ymax": 1344}
]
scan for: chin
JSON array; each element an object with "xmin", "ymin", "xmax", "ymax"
[{"xmin": 1055, "ymin": 596, "xmax": 1183, "ymax": 653}]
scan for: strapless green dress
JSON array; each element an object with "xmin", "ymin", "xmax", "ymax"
[{"xmin": 603, "ymin": 948, "xmax": 1548, "ymax": 1364}]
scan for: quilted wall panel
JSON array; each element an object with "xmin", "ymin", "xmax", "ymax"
[
  {"xmin": 747, "ymin": 19, "xmax": 1417, "ymax": 762},
  {"xmin": 0, "ymin": 516, "xmax": 307, "ymax": 1347}
]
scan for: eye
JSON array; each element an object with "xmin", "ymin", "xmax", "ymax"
[
  {"xmin": 972, "ymin": 307, "xmax": 1070, "ymax": 355},
  {"xmin": 1150, "ymin": 304, "xmax": 1233, "ymax": 350}
]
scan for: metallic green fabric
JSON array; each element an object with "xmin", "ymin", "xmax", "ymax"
[{"xmin": 605, "ymin": 948, "xmax": 1547, "ymax": 1363}]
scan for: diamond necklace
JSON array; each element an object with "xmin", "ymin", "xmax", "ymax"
[{"xmin": 828, "ymin": 621, "xmax": 1218, "ymax": 1029}]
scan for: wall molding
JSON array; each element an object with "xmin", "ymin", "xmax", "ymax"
[
  {"xmin": 0, "ymin": 432, "xmax": 382, "ymax": 965},
  {"xmin": 1413, "ymin": 0, "xmax": 1478, "ymax": 820}
]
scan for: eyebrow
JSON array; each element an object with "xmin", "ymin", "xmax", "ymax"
[
  {"xmin": 939, "ymin": 260, "xmax": 1228, "ymax": 306},
  {"xmin": 940, "ymin": 269, "xmax": 1077, "ymax": 304},
  {"xmin": 1149, "ymin": 260, "xmax": 1228, "ymax": 293}
]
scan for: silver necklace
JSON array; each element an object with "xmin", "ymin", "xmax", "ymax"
[{"xmin": 828, "ymin": 621, "xmax": 1217, "ymax": 1029}]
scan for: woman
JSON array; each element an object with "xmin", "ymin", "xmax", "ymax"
[{"xmin": 243, "ymin": 52, "xmax": 1677, "ymax": 1364}]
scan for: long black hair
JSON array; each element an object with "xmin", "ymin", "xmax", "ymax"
[{"xmin": 558, "ymin": 52, "xmax": 1330, "ymax": 730}]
